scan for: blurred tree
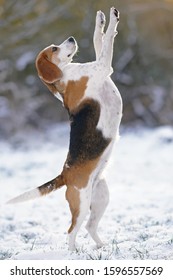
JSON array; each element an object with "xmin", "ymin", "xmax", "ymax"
[{"xmin": 0, "ymin": 0, "xmax": 173, "ymax": 138}]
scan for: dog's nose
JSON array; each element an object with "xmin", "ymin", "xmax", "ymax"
[{"xmin": 68, "ymin": 36, "xmax": 75, "ymax": 43}]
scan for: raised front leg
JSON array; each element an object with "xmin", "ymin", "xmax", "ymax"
[
  {"xmin": 97, "ymin": 7, "xmax": 120, "ymax": 76},
  {"xmin": 93, "ymin": 10, "xmax": 106, "ymax": 60}
]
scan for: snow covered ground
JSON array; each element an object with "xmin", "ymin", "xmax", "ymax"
[{"xmin": 0, "ymin": 124, "xmax": 173, "ymax": 260}]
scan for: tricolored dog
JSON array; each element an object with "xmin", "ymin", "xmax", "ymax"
[{"xmin": 8, "ymin": 8, "xmax": 122, "ymax": 250}]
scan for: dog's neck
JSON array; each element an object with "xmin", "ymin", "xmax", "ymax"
[
  {"xmin": 43, "ymin": 79, "xmax": 65, "ymax": 97},
  {"xmin": 54, "ymin": 80, "xmax": 65, "ymax": 95}
]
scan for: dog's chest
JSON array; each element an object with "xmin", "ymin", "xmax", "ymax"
[{"xmin": 61, "ymin": 67, "xmax": 122, "ymax": 139}]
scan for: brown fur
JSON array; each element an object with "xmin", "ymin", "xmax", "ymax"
[
  {"xmin": 65, "ymin": 185, "xmax": 80, "ymax": 233},
  {"xmin": 41, "ymin": 76, "xmax": 89, "ymax": 113},
  {"xmin": 63, "ymin": 76, "xmax": 89, "ymax": 112},
  {"xmin": 38, "ymin": 174, "xmax": 64, "ymax": 196},
  {"xmin": 63, "ymin": 158, "xmax": 99, "ymax": 189},
  {"xmin": 36, "ymin": 47, "xmax": 63, "ymax": 84}
]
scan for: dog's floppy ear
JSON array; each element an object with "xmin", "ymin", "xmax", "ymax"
[{"xmin": 36, "ymin": 52, "xmax": 63, "ymax": 84}]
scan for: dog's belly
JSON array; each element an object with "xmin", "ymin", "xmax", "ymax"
[
  {"xmin": 88, "ymin": 78, "xmax": 122, "ymax": 181},
  {"xmin": 96, "ymin": 78, "xmax": 122, "ymax": 140}
]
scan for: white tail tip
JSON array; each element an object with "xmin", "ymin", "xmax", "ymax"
[{"xmin": 6, "ymin": 188, "xmax": 41, "ymax": 204}]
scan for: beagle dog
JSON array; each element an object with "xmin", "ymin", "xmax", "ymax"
[{"xmin": 8, "ymin": 7, "xmax": 122, "ymax": 250}]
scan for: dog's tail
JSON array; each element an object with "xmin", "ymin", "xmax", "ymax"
[{"xmin": 6, "ymin": 174, "xmax": 65, "ymax": 204}]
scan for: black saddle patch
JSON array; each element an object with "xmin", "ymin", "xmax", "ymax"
[{"xmin": 67, "ymin": 98, "xmax": 111, "ymax": 166}]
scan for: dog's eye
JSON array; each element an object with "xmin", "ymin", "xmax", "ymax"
[
  {"xmin": 52, "ymin": 46, "xmax": 57, "ymax": 52},
  {"xmin": 67, "ymin": 54, "xmax": 71, "ymax": 57}
]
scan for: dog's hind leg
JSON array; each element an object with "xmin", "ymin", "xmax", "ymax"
[
  {"xmin": 93, "ymin": 10, "xmax": 106, "ymax": 60},
  {"xmin": 66, "ymin": 185, "xmax": 92, "ymax": 250},
  {"xmin": 86, "ymin": 178, "xmax": 109, "ymax": 248}
]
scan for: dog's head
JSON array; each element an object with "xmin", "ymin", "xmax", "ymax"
[{"xmin": 36, "ymin": 37, "xmax": 78, "ymax": 84}]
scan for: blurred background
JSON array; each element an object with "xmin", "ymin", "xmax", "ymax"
[{"xmin": 0, "ymin": 0, "xmax": 173, "ymax": 140}]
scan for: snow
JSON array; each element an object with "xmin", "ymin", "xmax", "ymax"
[{"xmin": 0, "ymin": 124, "xmax": 173, "ymax": 260}]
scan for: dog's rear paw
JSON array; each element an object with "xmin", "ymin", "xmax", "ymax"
[
  {"xmin": 96, "ymin": 10, "xmax": 106, "ymax": 28},
  {"xmin": 96, "ymin": 241, "xmax": 106, "ymax": 249}
]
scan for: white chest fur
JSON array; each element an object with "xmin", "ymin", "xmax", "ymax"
[{"xmin": 54, "ymin": 92, "xmax": 64, "ymax": 103}]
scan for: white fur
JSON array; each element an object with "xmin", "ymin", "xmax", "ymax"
[
  {"xmin": 86, "ymin": 178, "xmax": 109, "ymax": 248},
  {"xmin": 54, "ymin": 92, "xmax": 64, "ymax": 103},
  {"xmin": 7, "ymin": 188, "xmax": 40, "ymax": 204}
]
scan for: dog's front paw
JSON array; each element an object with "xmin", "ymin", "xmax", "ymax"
[
  {"xmin": 96, "ymin": 10, "xmax": 106, "ymax": 29},
  {"xmin": 113, "ymin": 8, "xmax": 120, "ymax": 21},
  {"xmin": 110, "ymin": 7, "xmax": 120, "ymax": 23}
]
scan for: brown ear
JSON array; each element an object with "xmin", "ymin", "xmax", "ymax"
[{"xmin": 36, "ymin": 53, "xmax": 63, "ymax": 84}]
